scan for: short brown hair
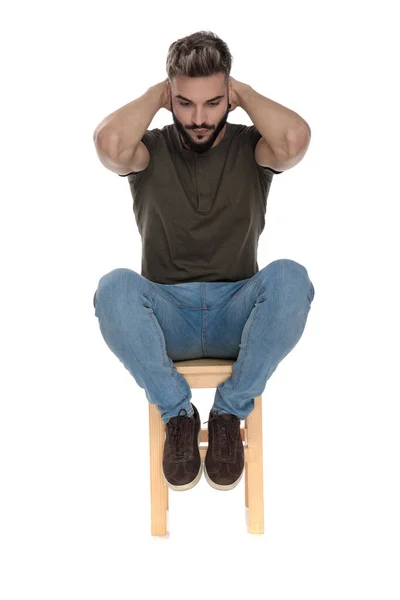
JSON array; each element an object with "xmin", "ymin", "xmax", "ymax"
[{"xmin": 166, "ymin": 31, "xmax": 233, "ymax": 85}]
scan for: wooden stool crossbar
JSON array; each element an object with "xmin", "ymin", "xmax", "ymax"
[{"xmin": 148, "ymin": 358, "xmax": 264, "ymax": 535}]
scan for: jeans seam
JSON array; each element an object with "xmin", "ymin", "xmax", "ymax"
[
  {"xmin": 146, "ymin": 288, "xmax": 203, "ymax": 309},
  {"xmin": 222, "ymin": 279, "xmax": 265, "ymax": 392},
  {"xmin": 144, "ymin": 280, "xmax": 260, "ymax": 309},
  {"xmin": 143, "ymin": 289, "xmax": 191, "ymax": 400}
]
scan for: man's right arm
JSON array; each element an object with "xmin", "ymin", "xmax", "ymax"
[{"xmin": 93, "ymin": 81, "xmax": 167, "ymax": 174}]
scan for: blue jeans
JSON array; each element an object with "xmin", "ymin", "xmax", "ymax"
[{"xmin": 93, "ymin": 259, "xmax": 315, "ymax": 424}]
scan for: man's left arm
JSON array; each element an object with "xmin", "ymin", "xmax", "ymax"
[{"xmin": 230, "ymin": 77, "xmax": 311, "ymax": 172}]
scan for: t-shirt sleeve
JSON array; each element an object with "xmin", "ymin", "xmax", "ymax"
[
  {"xmin": 118, "ymin": 128, "xmax": 161, "ymax": 178},
  {"xmin": 247, "ymin": 125, "xmax": 283, "ymax": 175}
]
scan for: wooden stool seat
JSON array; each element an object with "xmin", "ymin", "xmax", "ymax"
[{"xmin": 148, "ymin": 358, "xmax": 264, "ymax": 535}]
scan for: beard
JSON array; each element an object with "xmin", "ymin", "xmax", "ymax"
[{"xmin": 171, "ymin": 102, "xmax": 230, "ymax": 154}]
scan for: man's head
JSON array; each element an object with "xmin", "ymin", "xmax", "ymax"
[
  {"xmin": 170, "ymin": 73, "xmax": 231, "ymax": 153},
  {"xmin": 166, "ymin": 31, "xmax": 233, "ymax": 154}
]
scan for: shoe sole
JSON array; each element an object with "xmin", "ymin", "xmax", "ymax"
[
  {"xmin": 162, "ymin": 427, "xmax": 202, "ymax": 492},
  {"xmin": 203, "ymin": 463, "xmax": 244, "ymax": 491}
]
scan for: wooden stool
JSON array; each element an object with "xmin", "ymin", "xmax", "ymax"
[{"xmin": 148, "ymin": 358, "xmax": 264, "ymax": 535}]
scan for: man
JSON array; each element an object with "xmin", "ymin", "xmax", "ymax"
[{"xmin": 93, "ymin": 31, "xmax": 315, "ymax": 493}]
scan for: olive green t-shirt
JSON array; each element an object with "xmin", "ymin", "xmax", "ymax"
[{"xmin": 119, "ymin": 121, "xmax": 282, "ymax": 284}]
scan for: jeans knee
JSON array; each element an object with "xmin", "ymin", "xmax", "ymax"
[
  {"xmin": 259, "ymin": 259, "xmax": 314, "ymax": 299},
  {"xmin": 272, "ymin": 258, "xmax": 307, "ymax": 273},
  {"xmin": 102, "ymin": 268, "xmax": 140, "ymax": 290},
  {"xmin": 279, "ymin": 260, "xmax": 315, "ymax": 302},
  {"xmin": 261, "ymin": 258, "xmax": 307, "ymax": 278},
  {"xmin": 94, "ymin": 268, "xmax": 140, "ymax": 306}
]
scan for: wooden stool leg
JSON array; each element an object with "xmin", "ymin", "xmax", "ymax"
[
  {"xmin": 149, "ymin": 403, "xmax": 168, "ymax": 535},
  {"xmin": 245, "ymin": 395, "xmax": 264, "ymax": 534},
  {"xmin": 245, "ymin": 450, "xmax": 249, "ymax": 508}
]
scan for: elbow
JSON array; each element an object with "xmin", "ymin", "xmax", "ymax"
[
  {"xmin": 286, "ymin": 124, "xmax": 311, "ymax": 157},
  {"xmin": 93, "ymin": 128, "xmax": 120, "ymax": 161}
]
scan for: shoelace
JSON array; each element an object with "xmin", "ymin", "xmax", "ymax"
[
  {"xmin": 167, "ymin": 409, "xmax": 191, "ymax": 460},
  {"xmin": 203, "ymin": 413, "xmax": 239, "ymax": 459}
]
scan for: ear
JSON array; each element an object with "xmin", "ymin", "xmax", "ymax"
[{"xmin": 227, "ymin": 80, "xmax": 232, "ymax": 105}]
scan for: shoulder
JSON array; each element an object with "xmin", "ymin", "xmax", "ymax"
[
  {"xmin": 230, "ymin": 123, "xmax": 283, "ymax": 175},
  {"xmin": 118, "ymin": 127, "xmax": 165, "ymax": 178}
]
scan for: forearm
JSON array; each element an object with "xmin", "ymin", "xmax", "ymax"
[{"xmin": 93, "ymin": 84, "xmax": 163, "ymax": 163}]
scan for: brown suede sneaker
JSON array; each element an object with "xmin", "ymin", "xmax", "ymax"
[
  {"xmin": 162, "ymin": 403, "xmax": 202, "ymax": 491},
  {"xmin": 204, "ymin": 409, "xmax": 244, "ymax": 490}
]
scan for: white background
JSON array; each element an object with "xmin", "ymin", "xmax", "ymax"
[{"xmin": 1, "ymin": 0, "xmax": 399, "ymax": 598}]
